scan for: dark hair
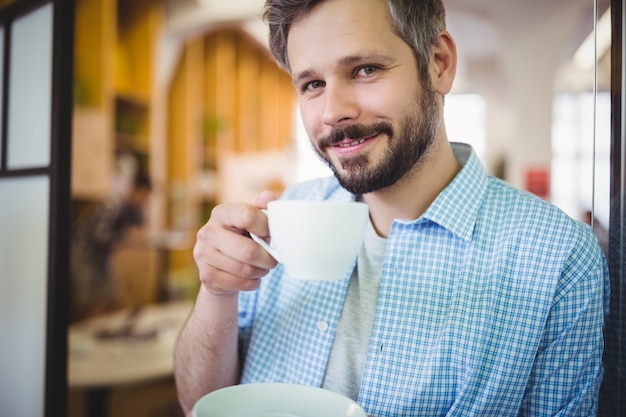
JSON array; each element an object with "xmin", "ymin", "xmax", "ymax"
[
  {"xmin": 133, "ymin": 172, "xmax": 152, "ymax": 192},
  {"xmin": 263, "ymin": 0, "xmax": 446, "ymax": 85}
]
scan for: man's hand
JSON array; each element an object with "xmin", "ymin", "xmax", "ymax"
[{"xmin": 193, "ymin": 191, "xmax": 279, "ymax": 296}]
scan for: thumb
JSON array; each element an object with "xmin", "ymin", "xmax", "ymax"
[{"xmin": 254, "ymin": 190, "xmax": 279, "ymax": 209}]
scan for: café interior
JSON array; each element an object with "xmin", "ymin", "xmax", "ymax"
[
  {"xmin": 0, "ymin": 0, "xmax": 624, "ymax": 416},
  {"xmin": 69, "ymin": 0, "xmax": 614, "ymax": 316}
]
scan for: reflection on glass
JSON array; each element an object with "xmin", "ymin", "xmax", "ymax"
[{"xmin": 599, "ymin": 1, "xmax": 626, "ymax": 413}]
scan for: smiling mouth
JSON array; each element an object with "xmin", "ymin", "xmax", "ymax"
[
  {"xmin": 335, "ymin": 138, "xmax": 369, "ymax": 148},
  {"xmin": 320, "ymin": 122, "xmax": 391, "ymax": 151}
]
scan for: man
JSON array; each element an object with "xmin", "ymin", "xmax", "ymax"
[{"xmin": 174, "ymin": 0, "xmax": 609, "ymax": 415}]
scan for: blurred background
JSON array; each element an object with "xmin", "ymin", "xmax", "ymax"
[{"xmin": 67, "ymin": 0, "xmax": 612, "ymax": 416}]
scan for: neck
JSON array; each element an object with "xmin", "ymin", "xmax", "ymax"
[{"xmin": 362, "ymin": 138, "xmax": 461, "ymax": 237}]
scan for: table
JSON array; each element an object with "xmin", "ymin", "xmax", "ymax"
[{"xmin": 68, "ymin": 300, "xmax": 193, "ymax": 417}]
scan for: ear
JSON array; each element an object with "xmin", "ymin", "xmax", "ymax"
[{"xmin": 429, "ymin": 30, "xmax": 457, "ymax": 95}]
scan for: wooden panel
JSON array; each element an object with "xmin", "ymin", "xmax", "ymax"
[
  {"xmin": 74, "ymin": 0, "xmax": 162, "ymax": 199},
  {"xmin": 115, "ymin": 0, "xmax": 158, "ymax": 99},
  {"xmin": 236, "ymin": 40, "xmax": 260, "ymax": 152},
  {"xmin": 203, "ymin": 35, "xmax": 219, "ymax": 169},
  {"xmin": 166, "ymin": 38, "xmax": 204, "ymax": 230},
  {"xmin": 185, "ymin": 37, "xmax": 205, "ymax": 225},
  {"xmin": 165, "ymin": 27, "xmax": 297, "ymax": 272},
  {"xmin": 167, "ymin": 55, "xmax": 188, "ymax": 187},
  {"xmin": 259, "ymin": 58, "xmax": 281, "ymax": 149},
  {"xmin": 214, "ymin": 32, "xmax": 237, "ymax": 155},
  {"xmin": 166, "ymin": 68, "xmax": 191, "ymax": 267},
  {"xmin": 278, "ymin": 73, "xmax": 296, "ymax": 148},
  {"xmin": 74, "ymin": 0, "xmax": 114, "ymax": 108}
]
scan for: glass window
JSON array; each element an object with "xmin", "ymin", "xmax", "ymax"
[
  {"xmin": 551, "ymin": 92, "xmax": 611, "ymax": 230},
  {"xmin": 445, "ymin": 93, "xmax": 487, "ymax": 160}
]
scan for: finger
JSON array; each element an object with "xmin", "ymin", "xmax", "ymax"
[
  {"xmin": 194, "ymin": 238, "xmax": 271, "ymax": 278},
  {"xmin": 195, "ymin": 221, "xmax": 275, "ymax": 271},
  {"xmin": 212, "ymin": 232, "xmax": 277, "ymax": 274},
  {"xmin": 194, "ymin": 237, "xmax": 269, "ymax": 296},
  {"xmin": 254, "ymin": 190, "xmax": 279, "ymax": 209},
  {"xmin": 214, "ymin": 202, "xmax": 270, "ymax": 238}
]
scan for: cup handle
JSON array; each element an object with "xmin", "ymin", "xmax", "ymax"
[
  {"xmin": 249, "ymin": 232, "xmax": 281, "ymax": 262},
  {"xmin": 249, "ymin": 208, "xmax": 281, "ymax": 262}
]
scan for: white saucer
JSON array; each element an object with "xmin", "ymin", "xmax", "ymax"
[{"xmin": 192, "ymin": 383, "xmax": 367, "ymax": 417}]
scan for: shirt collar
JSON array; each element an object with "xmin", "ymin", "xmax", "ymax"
[
  {"xmin": 338, "ymin": 142, "xmax": 487, "ymax": 241},
  {"xmin": 416, "ymin": 142, "xmax": 488, "ymax": 241}
]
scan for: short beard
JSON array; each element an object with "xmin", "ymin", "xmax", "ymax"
[{"xmin": 314, "ymin": 88, "xmax": 440, "ymax": 195}]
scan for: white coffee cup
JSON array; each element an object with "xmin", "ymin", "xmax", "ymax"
[{"xmin": 250, "ymin": 200, "xmax": 369, "ymax": 281}]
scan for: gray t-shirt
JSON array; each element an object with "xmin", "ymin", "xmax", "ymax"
[{"xmin": 321, "ymin": 219, "xmax": 387, "ymax": 400}]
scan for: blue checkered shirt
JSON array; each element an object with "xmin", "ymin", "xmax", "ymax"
[{"xmin": 237, "ymin": 143, "xmax": 609, "ymax": 416}]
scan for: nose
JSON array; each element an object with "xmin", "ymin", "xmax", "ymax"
[{"xmin": 321, "ymin": 82, "xmax": 359, "ymax": 127}]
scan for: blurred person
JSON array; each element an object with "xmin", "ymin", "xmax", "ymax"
[
  {"xmin": 70, "ymin": 170, "xmax": 152, "ymax": 321},
  {"xmin": 174, "ymin": 1, "xmax": 610, "ymax": 416}
]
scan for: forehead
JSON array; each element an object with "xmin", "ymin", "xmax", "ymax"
[{"xmin": 287, "ymin": 0, "xmax": 408, "ymax": 74}]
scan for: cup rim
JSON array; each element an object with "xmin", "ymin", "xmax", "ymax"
[{"xmin": 268, "ymin": 199, "xmax": 368, "ymax": 207}]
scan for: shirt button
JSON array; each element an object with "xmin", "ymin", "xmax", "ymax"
[{"xmin": 316, "ymin": 321, "xmax": 329, "ymax": 332}]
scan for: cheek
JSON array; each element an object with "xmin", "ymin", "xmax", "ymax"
[
  {"xmin": 299, "ymin": 101, "xmax": 323, "ymax": 139},
  {"xmin": 356, "ymin": 86, "xmax": 412, "ymax": 117}
]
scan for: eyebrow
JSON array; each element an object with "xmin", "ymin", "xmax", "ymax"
[{"xmin": 292, "ymin": 53, "xmax": 396, "ymax": 85}]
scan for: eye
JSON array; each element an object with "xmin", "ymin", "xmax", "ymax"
[
  {"xmin": 356, "ymin": 65, "xmax": 379, "ymax": 77},
  {"xmin": 302, "ymin": 80, "xmax": 325, "ymax": 93}
]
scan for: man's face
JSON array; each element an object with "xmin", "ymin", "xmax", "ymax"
[{"xmin": 287, "ymin": 0, "xmax": 441, "ymax": 194}]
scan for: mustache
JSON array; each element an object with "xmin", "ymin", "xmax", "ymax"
[{"xmin": 318, "ymin": 121, "xmax": 393, "ymax": 149}]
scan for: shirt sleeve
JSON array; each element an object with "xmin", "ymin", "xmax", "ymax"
[
  {"xmin": 237, "ymin": 288, "xmax": 260, "ymax": 365},
  {"xmin": 519, "ymin": 230, "xmax": 609, "ymax": 416}
]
